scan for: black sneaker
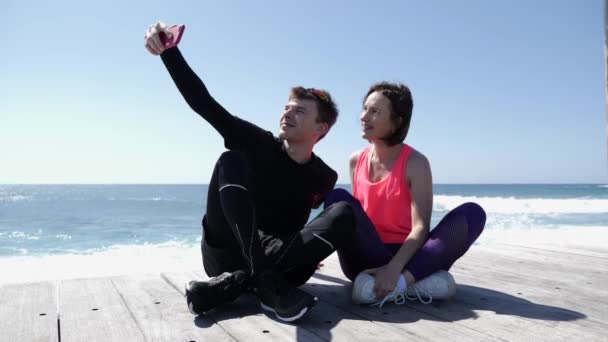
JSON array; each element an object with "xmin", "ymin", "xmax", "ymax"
[
  {"xmin": 185, "ymin": 270, "xmax": 248, "ymax": 315},
  {"xmin": 252, "ymin": 270, "xmax": 317, "ymax": 322}
]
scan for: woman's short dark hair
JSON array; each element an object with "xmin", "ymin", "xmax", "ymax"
[{"xmin": 365, "ymin": 82, "xmax": 413, "ymax": 146}]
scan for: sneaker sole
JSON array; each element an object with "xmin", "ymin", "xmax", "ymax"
[
  {"xmin": 260, "ymin": 302, "xmax": 309, "ymax": 322},
  {"xmin": 188, "ymin": 302, "xmax": 198, "ymax": 315},
  {"xmin": 185, "ymin": 281, "xmax": 199, "ymax": 315},
  {"xmin": 405, "ymin": 272, "xmax": 457, "ymax": 303},
  {"xmin": 352, "ymin": 275, "xmax": 375, "ymax": 304}
]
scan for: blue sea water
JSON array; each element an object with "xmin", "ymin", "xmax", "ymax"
[
  {"xmin": 0, "ymin": 184, "xmax": 606, "ymax": 283},
  {"xmin": 1, "ymin": 184, "xmax": 607, "ymax": 257}
]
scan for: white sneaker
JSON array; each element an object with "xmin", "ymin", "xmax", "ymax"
[
  {"xmin": 405, "ymin": 270, "xmax": 456, "ymax": 304},
  {"xmin": 351, "ymin": 272, "xmax": 407, "ymax": 308}
]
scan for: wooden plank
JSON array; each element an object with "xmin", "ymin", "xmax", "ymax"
[
  {"xmin": 457, "ymin": 248, "xmax": 608, "ymax": 299},
  {"xmin": 58, "ymin": 278, "xmax": 146, "ymax": 342},
  {"xmin": 5, "ymin": 240, "xmax": 602, "ymax": 342},
  {"xmin": 400, "ymin": 291, "xmax": 602, "ymax": 342},
  {"xmin": 473, "ymin": 243, "xmax": 608, "ymax": 272},
  {"xmin": 451, "ymin": 261, "xmax": 608, "ymax": 316},
  {"xmin": 110, "ymin": 274, "xmax": 235, "ymax": 342},
  {"xmin": 306, "ymin": 262, "xmax": 502, "ymax": 342},
  {"xmin": 0, "ymin": 281, "xmax": 58, "ymax": 342},
  {"xmin": 296, "ymin": 297, "xmax": 421, "ymax": 342},
  {"xmin": 320, "ymin": 254, "xmax": 604, "ymax": 342},
  {"xmin": 456, "ymin": 248, "xmax": 606, "ymax": 296},
  {"xmin": 503, "ymin": 242, "xmax": 608, "ymax": 259},
  {"xmin": 490, "ymin": 242, "xmax": 608, "ymax": 259},
  {"xmin": 447, "ymin": 273, "xmax": 607, "ymax": 342},
  {"xmin": 161, "ymin": 271, "xmax": 325, "ymax": 342},
  {"xmin": 162, "ymin": 270, "xmax": 427, "ymax": 341},
  {"xmin": 450, "ymin": 246, "xmax": 607, "ymax": 341}
]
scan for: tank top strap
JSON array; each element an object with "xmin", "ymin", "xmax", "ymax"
[
  {"xmin": 353, "ymin": 146, "xmax": 372, "ymax": 195},
  {"xmin": 394, "ymin": 144, "xmax": 413, "ymax": 179}
]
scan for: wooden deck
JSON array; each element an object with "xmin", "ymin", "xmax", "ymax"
[{"xmin": 1, "ymin": 242, "xmax": 606, "ymax": 342}]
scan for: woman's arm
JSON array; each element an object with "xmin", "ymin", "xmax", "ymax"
[
  {"xmin": 370, "ymin": 150, "xmax": 433, "ymax": 298},
  {"xmin": 386, "ymin": 150, "xmax": 433, "ymax": 272}
]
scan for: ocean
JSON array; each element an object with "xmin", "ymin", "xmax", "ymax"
[{"xmin": 1, "ymin": 184, "xmax": 606, "ymax": 284}]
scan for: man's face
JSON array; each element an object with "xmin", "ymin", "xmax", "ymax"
[{"xmin": 279, "ymin": 98, "xmax": 327, "ymax": 143}]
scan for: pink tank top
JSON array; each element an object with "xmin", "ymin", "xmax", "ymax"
[{"xmin": 353, "ymin": 144, "xmax": 413, "ymax": 243}]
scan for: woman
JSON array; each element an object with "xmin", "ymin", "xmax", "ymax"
[{"xmin": 324, "ymin": 82, "xmax": 486, "ymax": 306}]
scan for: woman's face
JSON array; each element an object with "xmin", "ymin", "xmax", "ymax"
[{"xmin": 360, "ymin": 91, "xmax": 395, "ymax": 141}]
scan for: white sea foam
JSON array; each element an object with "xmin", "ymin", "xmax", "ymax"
[
  {"xmin": 109, "ymin": 197, "xmax": 180, "ymax": 202},
  {"xmin": 137, "ymin": 197, "xmax": 178, "ymax": 202},
  {"xmin": 0, "ymin": 195, "xmax": 31, "ymax": 202},
  {"xmin": 8, "ymin": 231, "xmax": 41, "ymax": 240},
  {"xmin": 1, "ymin": 224, "xmax": 606, "ymax": 285},
  {"xmin": 434, "ymin": 195, "xmax": 608, "ymax": 214},
  {"xmin": 477, "ymin": 225, "xmax": 608, "ymax": 249},
  {"xmin": 0, "ymin": 241, "xmax": 201, "ymax": 285}
]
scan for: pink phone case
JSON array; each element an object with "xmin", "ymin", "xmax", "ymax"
[{"xmin": 160, "ymin": 24, "xmax": 185, "ymax": 49}]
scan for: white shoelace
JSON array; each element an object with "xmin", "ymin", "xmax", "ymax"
[
  {"xmin": 405, "ymin": 286, "xmax": 433, "ymax": 305},
  {"xmin": 370, "ymin": 286, "xmax": 434, "ymax": 308},
  {"xmin": 371, "ymin": 290, "xmax": 407, "ymax": 308}
]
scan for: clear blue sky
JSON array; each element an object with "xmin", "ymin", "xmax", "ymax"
[{"xmin": 2, "ymin": 0, "xmax": 606, "ymax": 184}]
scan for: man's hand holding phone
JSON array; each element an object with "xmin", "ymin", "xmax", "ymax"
[{"xmin": 144, "ymin": 21, "xmax": 185, "ymax": 55}]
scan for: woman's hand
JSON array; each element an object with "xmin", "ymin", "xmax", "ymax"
[
  {"xmin": 144, "ymin": 21, "xmax": 174, "ymax": 55},
  {"xmin": 364, "ymin": 263, "xmax": 403, "ymax": 299}
]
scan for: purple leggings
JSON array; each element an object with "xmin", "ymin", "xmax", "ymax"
[{"xmin": 324, "ymin": 189, "xmax": 486, "ymax": 282}]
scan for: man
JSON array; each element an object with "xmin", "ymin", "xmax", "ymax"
[{"xmin": 144, "ymin": 21, "xmax": 356, "ymax": 322}]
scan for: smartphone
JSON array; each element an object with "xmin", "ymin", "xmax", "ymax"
[{"xmin": 160, "ymin": 24, "xmax": 185, "ymax": 48}]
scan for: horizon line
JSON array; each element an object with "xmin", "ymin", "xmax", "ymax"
[{"xmin": 1, "ymin": 182, "xmax": 606, "ymax": 186}]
